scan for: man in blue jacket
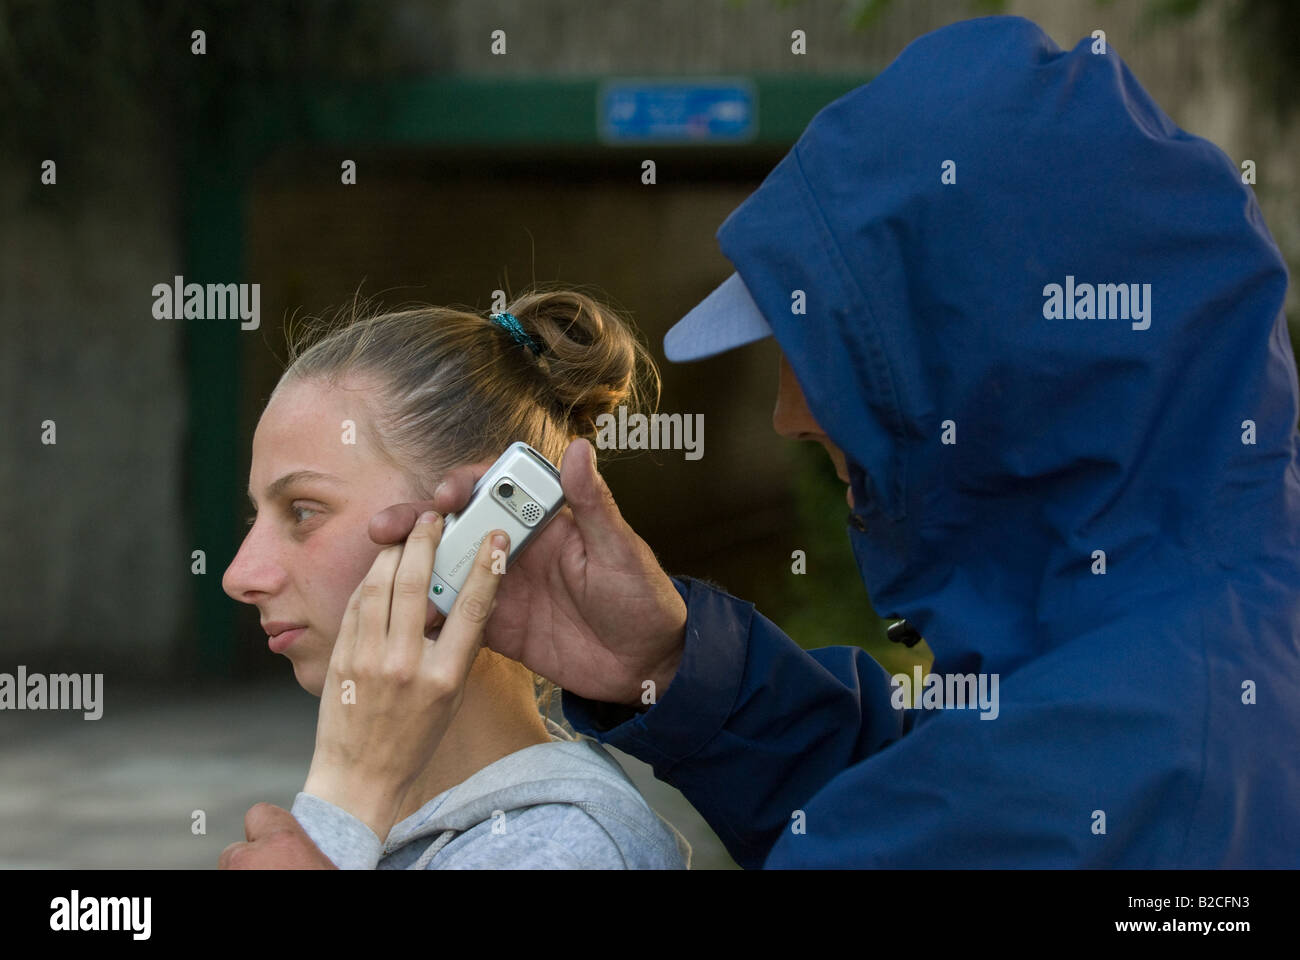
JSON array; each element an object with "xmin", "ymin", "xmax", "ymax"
[{"xmin": 225, "ymin": 16, "xmax": 1299, "ymax": 868}]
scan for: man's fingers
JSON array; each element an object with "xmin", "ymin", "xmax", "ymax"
[
  {"xmin": 367, "ymin": 460, "xmax": 494, "ymax": 546},
  {"xmin": 428, "ymin": 529, "xmax": 509, "ymax": 685},
  {"xmin": 218, "ymin": 840, "xmax": 244, "ymax": 870},
  {"xmin": 220, "ymin": 804, "xmax": 336, "ymax": 870},
  {"xmin": 560, "ymin": 438, "xmax": 627, "ymax": 558},
  {"xmin": 243, "ymin": 801, "xmax": 296, "ymax": 842},
  {"xmin": 369, "ymin": 501, "xmax": 437, "ymax": 546},
  {"xmin": 430, "ymin": 462, "xmax": 491, "ymax": 516}
]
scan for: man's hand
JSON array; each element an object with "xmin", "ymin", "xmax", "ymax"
[
  {"xmin": 369, "ymin": 437, "xmax": 687, "ymax": 710},
  {"xmin": 218, "ymin": 802, "xmax": 338, "ymax": 870}
]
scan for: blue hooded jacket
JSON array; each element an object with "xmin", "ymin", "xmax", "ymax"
[{"xmin": 562, "ymin": 16, "xmax": 1300, "ymax": 867}]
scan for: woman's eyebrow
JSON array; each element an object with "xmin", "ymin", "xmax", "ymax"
[{"xmin": 247, "ymin": 470, "xmax": 346, "ymax": 507}]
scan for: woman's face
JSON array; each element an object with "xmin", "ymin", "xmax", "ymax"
[{"xmin": 222, "ymin": 376, "xmax": 431, "ymax": 696}]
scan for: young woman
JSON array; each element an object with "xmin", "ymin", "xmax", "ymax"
[{"xmin": 222, "ymin": 287, "xmax": 690, "ymax": 869}]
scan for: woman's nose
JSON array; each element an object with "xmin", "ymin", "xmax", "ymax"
[{"xmin": 221, "ymin": 529, "xmax": 284, "ymax": 602}]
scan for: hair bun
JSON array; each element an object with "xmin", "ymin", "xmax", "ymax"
[{"xmin": 508, "ymin": 288, "xmax": 659, "ymax": 441}]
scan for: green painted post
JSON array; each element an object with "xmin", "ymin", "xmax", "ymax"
[{"xmin": 181, "ymin": 144, "xmax": 245, "ymax": 678}]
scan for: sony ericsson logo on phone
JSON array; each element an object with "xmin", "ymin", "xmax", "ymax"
[{"xmin": 447, "ymin": 531, "xmax": 489, "ymax": 580}]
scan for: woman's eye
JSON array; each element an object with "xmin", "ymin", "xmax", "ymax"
[{"xmin": 243, "ymin": 506, "xmax": 317, "ymax": 527}]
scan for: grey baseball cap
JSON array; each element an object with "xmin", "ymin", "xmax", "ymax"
[{"xmin": 663, "ymin": 271, "xmax": 773, "ymax": 362}]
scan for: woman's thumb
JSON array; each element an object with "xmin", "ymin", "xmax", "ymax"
[{"xmin": 560, "ymin": 437, "xmax": 626, "ymax": 555}]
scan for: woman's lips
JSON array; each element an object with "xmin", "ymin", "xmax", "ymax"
[{"xmin": 268, "ymin": 627, "xmax": 305, "ymax": 654}]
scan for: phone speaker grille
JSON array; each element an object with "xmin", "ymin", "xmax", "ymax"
[{"xmin": 521, "ymin": 502, "xmax": 543, "ymax": 525}]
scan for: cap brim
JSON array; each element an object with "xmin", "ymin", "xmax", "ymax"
[{"xmin": 664, "ymin": 271, "xmax": 773, "ymax": 362}]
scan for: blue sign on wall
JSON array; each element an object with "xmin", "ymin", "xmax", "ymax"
[{"xmin": 598, "ymin": 79, "xmax": 757, "ymax": 143}]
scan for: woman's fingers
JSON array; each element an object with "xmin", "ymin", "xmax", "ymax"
[
  {"xmin": 388, "ymin": 511, "xmax": 443, "ymax": 654},
  {"xmin": 333, "ymin": 567, "xmax": 371, "ymax": 663},
  {"xmin": 426, "ymin": 530, "xmax": 510, "ymax": 689},
  {"xmin": 357, "ymin": 545, "xmax": 402, "ymax": 655}
]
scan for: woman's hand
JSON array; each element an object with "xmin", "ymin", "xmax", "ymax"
[
  {"xmin": 369, "ymin": 439, "xmax": 687, "ymax": 711},
  {"xmin": 302, "ymin": 511, "xmax": 509, "ymax": 841}
]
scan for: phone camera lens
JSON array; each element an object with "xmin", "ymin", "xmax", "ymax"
[{"xmin": 497, "ymin": 481, "xmax": 514, "ymax": 499}]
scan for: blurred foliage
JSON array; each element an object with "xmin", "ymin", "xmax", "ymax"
[
  {"xmin": 838, "ymin": 0, "xmax": 1006, "ymax": 28},
  {"xmin": 742, "ymin": 0, "xmax": 1299, "ymax": 122},
  {"xmin": 1168, "ymin": 0, "xmax": 1300, "ymax": 124},
  {"xmin": 0, "ymin": 0, "xmax": 397, "ymax": 206},
  {"xmin": 779, "ymin": 438, "xmax": 933, "ymax": 679}
]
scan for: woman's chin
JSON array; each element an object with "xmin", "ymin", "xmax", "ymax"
[{"xmin": 289, "ymin": 658, "xmax": 326, "ymax": 698}]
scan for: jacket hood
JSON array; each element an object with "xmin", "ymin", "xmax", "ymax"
[
  {"xmin": 382, "ymin": 719, "xmax": 691, "ymax": 868},
  {"xmin": 716, "ymin": 16, "xmax": 1298, "ymax": 677}
]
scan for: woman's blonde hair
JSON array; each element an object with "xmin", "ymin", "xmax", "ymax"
[{"xmin": 274, "ymin": 283, "xmax": 661, "ymax": 721}]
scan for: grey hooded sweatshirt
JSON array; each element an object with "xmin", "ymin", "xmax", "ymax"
[{"xmin": 290, "ymin": 718, "xmax": 691, "ymax": 869}]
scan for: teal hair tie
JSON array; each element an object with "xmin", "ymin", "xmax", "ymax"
[{"xmin": 490, "ymin": 312, "xmax": 543, "ymax": 357}]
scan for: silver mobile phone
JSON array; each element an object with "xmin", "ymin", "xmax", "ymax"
[{"xmin": 427, "ymin": 441, "xmax": 565, "ymax": 617}]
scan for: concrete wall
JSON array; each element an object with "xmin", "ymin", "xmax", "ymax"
[
  {"xmin": 404, "ymin": 0, "xmax": 1298, "ymax": 314},
  {"xmin": 0, "ymin": 119, "xmax": 188, "ymax": 678},
  {"xmin": 2, "ymin": 0, "xmax": 1294, "ymax": 674}
]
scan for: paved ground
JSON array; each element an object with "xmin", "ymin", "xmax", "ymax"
[{"xmin": 0, "ymin": 681, "xmax": 738, "ymax": 869}]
